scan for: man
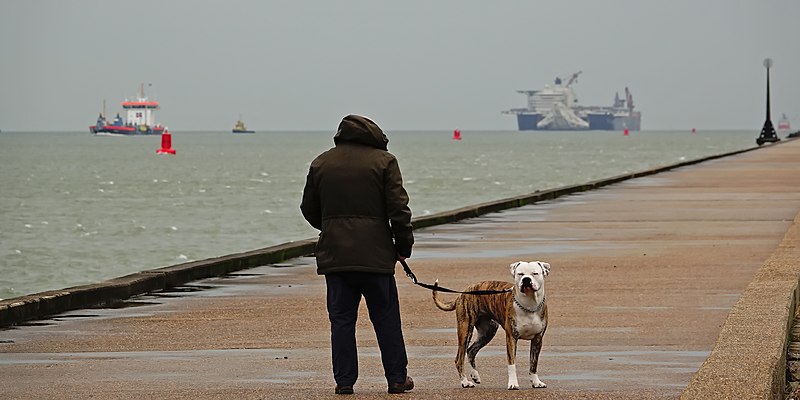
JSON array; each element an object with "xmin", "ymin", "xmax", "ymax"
[{"xmin": 301, "ymin": 114, "xmax": 415, "ymax": 395}]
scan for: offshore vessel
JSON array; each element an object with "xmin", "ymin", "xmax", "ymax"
[
  {"xmin": 90, "ymin": 83, "xmax": 166, "ymax": 135},
  {"xmin": 777, "ymin": 113, "xmax": 791, "ymax": 133},
  {"xmin": 503, "ymin": 71, "xmax": 641, "ymax": 131},
  {"xmin": 232, "ymin": 117, "xmax": 254, "ymax": 134}
]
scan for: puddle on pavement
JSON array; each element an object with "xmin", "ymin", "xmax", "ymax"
[
  {"xmin": 549, "ymin": 372, "xmax": 618, "ymax": 382},
  {"xmin": 554, "ymin": 327, "xmax": 637, "ymax": 334},
  {"xmin": 8, "ymin": 321, "xmax": 53, "ymax": 328},
  {"xmin": 553, "ymin": 349, "xmax": 708, "ymax": 359},
  {"xmin": 89, "ymin": 300, "xmax": 161, "ymax": 310},
  {"xmin": 420, "ymin": 328, "xmax": 456, "ymax": 334},
  {"xmin": 238, "ymin": 371, "xmax": 317, "ymax": 384},
  {"xmin": 219, "ymin": 273, "xmax": 264, "ymax": 279},
  {"xmin": 161, "ymin": 285, "xmax": 218, "ymax": 293},
  {"xmin": 413, "ymin": 243, "xmax": 611, "ymax": 259},
  {"xmin": 147, "ymin": 285, "xmax": 220, "ymax": 299},
  {"xmin": 52, "ymin": 314, "xmax": 101, "ymax": 319},
  {"xmin": 414, "ymin": 347, "xmax": 707, "ymax": 389}
]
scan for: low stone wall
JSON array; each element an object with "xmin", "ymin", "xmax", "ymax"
[
  {"xmin": 787, "ymin": 315, "xmax": 800, "ymax": 398},
  {"xmin": 0, "ymin": 146, "xmax": 758, "ymax": 328},
  {"xmin": 681, "ymin": 212, "xmax": 800, "ymax": 400}
]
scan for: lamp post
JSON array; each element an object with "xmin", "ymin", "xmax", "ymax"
[{"xmin": 757, "ymin": 58, "xmax": 780, "ymax": 146}]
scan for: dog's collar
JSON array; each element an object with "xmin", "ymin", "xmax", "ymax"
[{"xmin": 514, "ymin": 295, "xmax": 545, "ymax": 314}]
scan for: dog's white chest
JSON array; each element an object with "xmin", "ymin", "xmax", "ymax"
[{"xmin": 514, "ymin": 309, "xmax": 545, "ymax": 340}]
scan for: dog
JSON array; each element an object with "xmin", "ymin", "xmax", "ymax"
[{"xmin": 433, "ymin": 261, "xmax": 550, "ymax": 390}]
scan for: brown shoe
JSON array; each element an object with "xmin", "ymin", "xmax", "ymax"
[{"xmin": 388, "ymin": 376, "xmax": 414, "ymax": 394}]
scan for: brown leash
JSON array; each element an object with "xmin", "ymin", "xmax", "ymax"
[{"xmin": 399, "ymin": 259, "xmax": 511, "ymax": 295}]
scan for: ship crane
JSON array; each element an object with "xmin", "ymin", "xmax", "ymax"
[
  {"xmin": 625, "ymin": 87, "xmax": 635, "ymax": 111},
  {"xmin": 564, "ymin": 70, "xmax": 582, "ymax": 87}
]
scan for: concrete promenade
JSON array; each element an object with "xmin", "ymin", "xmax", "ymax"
[{"xmin": 1, "ymin": 138, "xmax": 800, "ymax": 399}]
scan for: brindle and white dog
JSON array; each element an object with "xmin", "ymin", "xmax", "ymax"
[{"xmin": 433, "ymin": 261, "xmax": 550, "ymax": 390}]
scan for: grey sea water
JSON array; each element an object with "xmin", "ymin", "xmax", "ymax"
[{"xmin": 0, "ymin": 129, "xmax": 757, "ymax": 299}]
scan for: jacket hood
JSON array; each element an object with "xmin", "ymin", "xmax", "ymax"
[{"xmin": 333, "ymin": 114, "xmax": 389, "ymax": 151}]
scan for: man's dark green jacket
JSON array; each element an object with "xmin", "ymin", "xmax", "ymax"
[{"xmin": 301, "ymin": 115, "xmax": 414, "ymax": 275}]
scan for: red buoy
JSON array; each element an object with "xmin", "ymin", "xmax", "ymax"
[
  {"xmin": 453, "ymin": 128, "xmax": 462, "ymax": 140},
  {"xmin": 156, "ymin": 129, "xmax": 176, "ymax": 155}
]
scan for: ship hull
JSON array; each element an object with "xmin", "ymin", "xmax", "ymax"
[
  {"xmin": 90, "ymin": 125, "xmax": 164, "ymax": 135},
  {"xmin": 586, "ymin": 112, "xmax": 641, "ymax": 131},
  {"xmin": 515, "ymin": 112, "xmax": 641, "ymax": 131},
  {"xmin": 516, "ymin": 114, "xmax": 544, "ymax": 130},
  {"xmin": 232, "ymin": 129, "xmax": 255, "ymax": 134}
]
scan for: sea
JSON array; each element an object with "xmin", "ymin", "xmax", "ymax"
[{"xmin": 0, "ymin": 129, "xmax": 759, "ymax": 300}]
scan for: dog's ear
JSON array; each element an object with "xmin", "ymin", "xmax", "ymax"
[
  {"xmin": 538, "ymin": 261, "xmax": 551, "ymax": 277},
  {"xmin": 509, "ymin": 262, "xmax": 522, "ymax": 275}
]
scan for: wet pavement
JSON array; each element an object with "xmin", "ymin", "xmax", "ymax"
[{"xmin": 1, "ymin": 139, "xmax": 800, "ymax": 399}]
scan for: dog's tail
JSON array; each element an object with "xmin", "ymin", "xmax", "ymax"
[{"xmin": 432, "ymin": 280, "xmax": 457, "ymax": 311}]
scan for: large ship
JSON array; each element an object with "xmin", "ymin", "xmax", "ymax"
[
  {"xmin": 90, "ymin": 83, "xmax": 166, "ymax": 135},
  {"xmin": 503, "ymin": 71, "xmax": 641, "ymax": 131}
]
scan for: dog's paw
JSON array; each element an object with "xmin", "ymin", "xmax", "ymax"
[
  {"xmin": 460, "ymin": 379, "xmax": 476, "ymax": 388},
  {"xmin": 507, "ymin": 371, "xmax": 520, "ymax": 390},
  {"xmin": 530, "ymin": 374, "xmax": 547, "ymax": 388},
  {"xmin": 469, "ymin": 369, "xmax": 481, "ymax": 384}
]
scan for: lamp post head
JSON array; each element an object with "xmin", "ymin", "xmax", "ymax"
[{"xmin": 763, "ymin": 58, "xmax": 773, "ymax": 69}]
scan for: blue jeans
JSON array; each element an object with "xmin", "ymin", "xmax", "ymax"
[{"xmin": 325, "ymin": 272, "xmax": 408, "ymax": 387}]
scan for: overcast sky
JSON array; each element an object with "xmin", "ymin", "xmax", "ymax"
[{"xmin": 1, "ymin": 0, "xmax": 798, "ymax": 132}]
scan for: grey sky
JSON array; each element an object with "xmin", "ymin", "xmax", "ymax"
[{"xmin": 1, "ymin": 0, "xmax": 798, "ymax": 132}]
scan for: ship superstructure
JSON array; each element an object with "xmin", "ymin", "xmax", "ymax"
[
  {"xmin": 583, "ymin": 87, "xmax": 641, "ymax": 131},
  {"xmin": 503, "ymin": 71, "xmax": 641, "ymax": 131}
]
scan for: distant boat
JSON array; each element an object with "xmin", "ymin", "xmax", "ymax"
[
  {"xmin": 778, "ymin": 113, "xmax": 791, "ymax": 132},
  {"xmin": 232, "ymin": 118, "xmax": 254, "ymax": 134},
  {"xmin": 90, "ymin": 83, "xmax": 166, "ymax": 135}
]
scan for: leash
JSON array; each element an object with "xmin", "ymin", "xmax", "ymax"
[{"xmin": 399, "ymin": 259, "xmax": 512, "ymax": 295}]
